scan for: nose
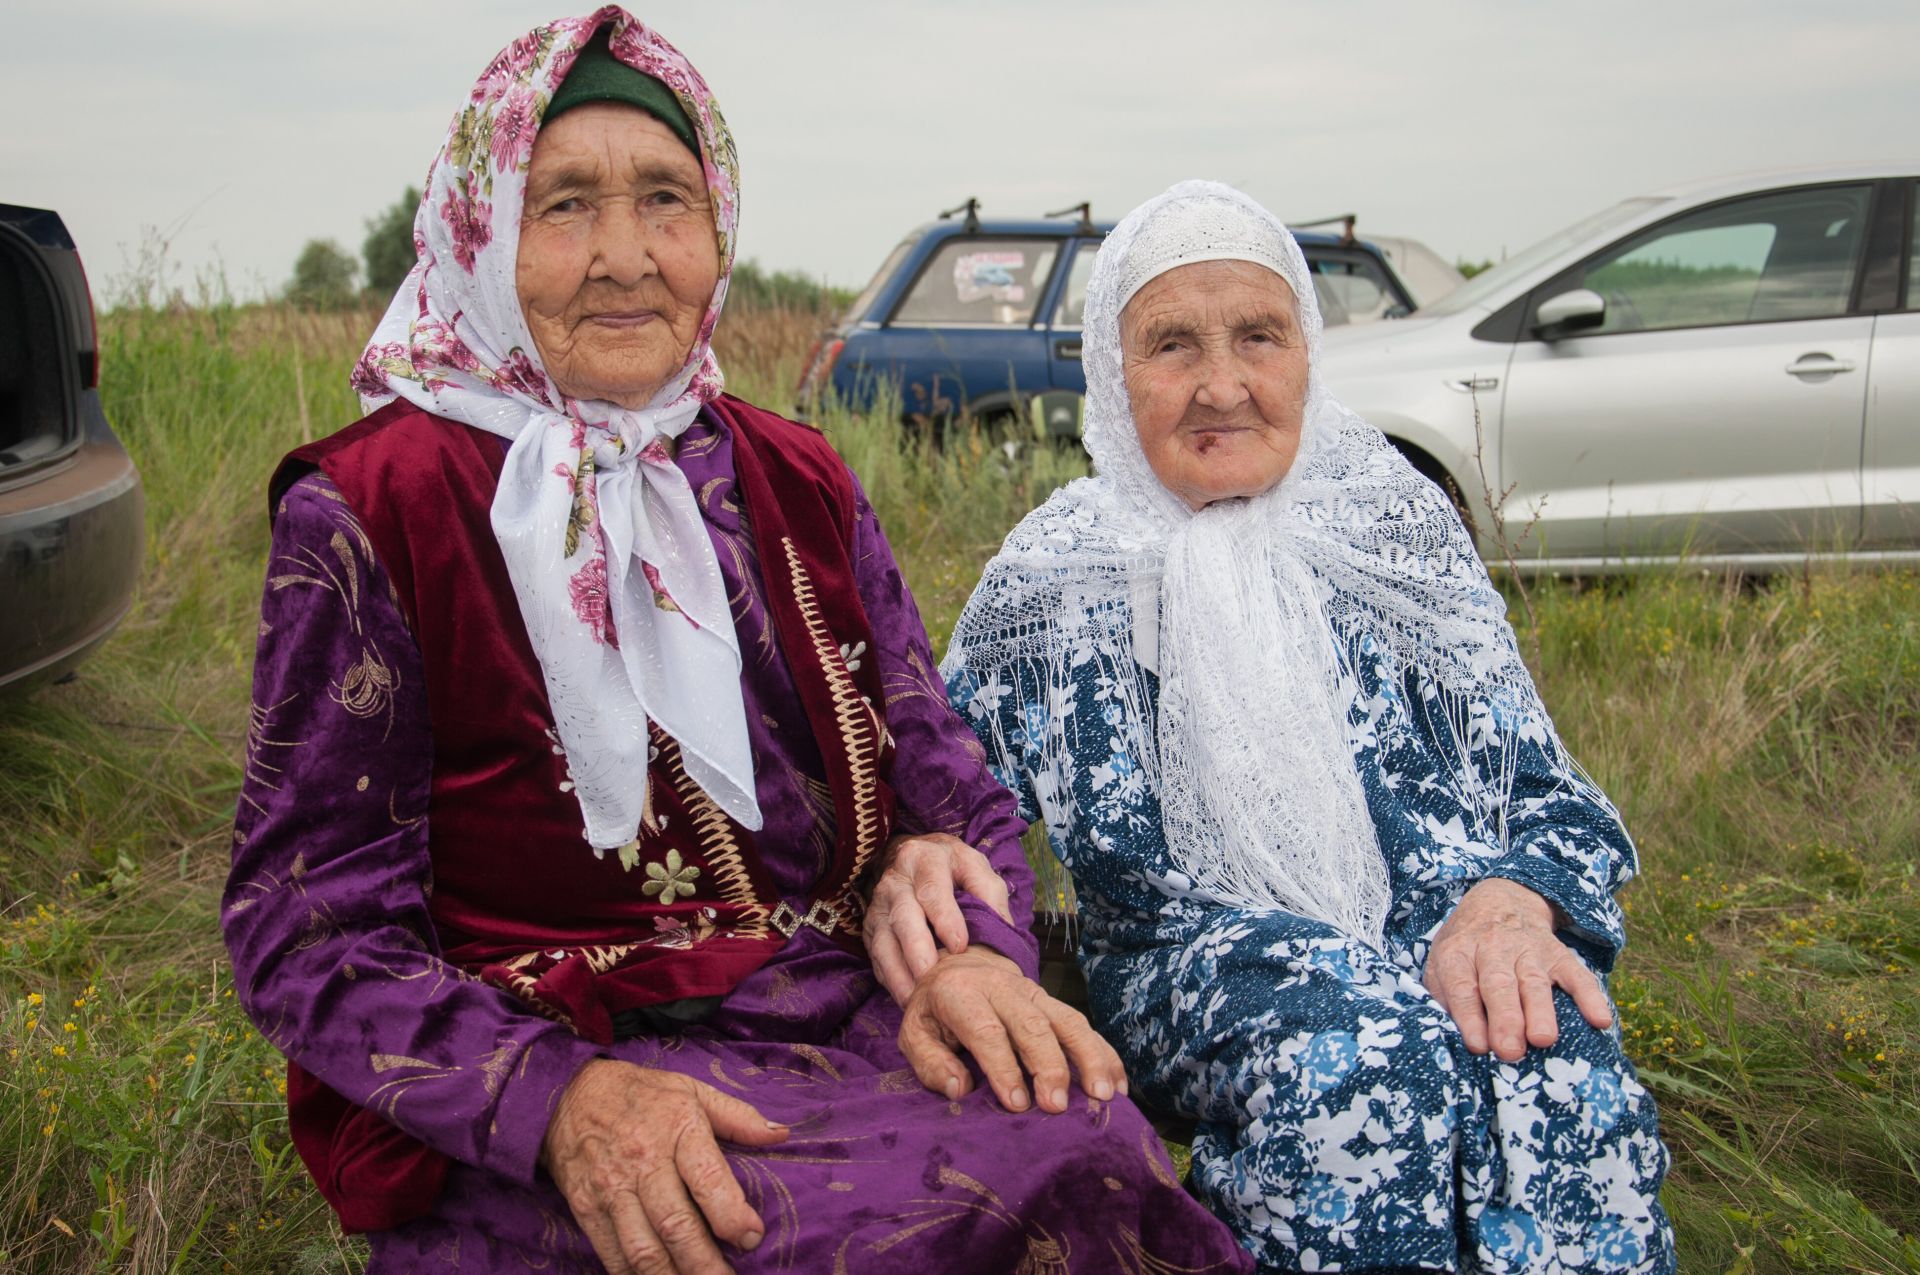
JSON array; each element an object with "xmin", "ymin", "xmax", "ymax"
[
  {"xmin": 587, "ymin": 198, "xmax": 661, "ymax": 289},
  {"xmin": 1192, "ymin": 348, "xmax": 1250, "ymax": 413}
]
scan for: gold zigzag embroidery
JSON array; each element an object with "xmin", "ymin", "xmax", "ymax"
[
  {"xmin": 780, "ymin": 537, "xmax": 884, "ymax": 890},
  {"xmin": 662, "ymin": 735, "xmax": 770, "ymax": 939}
]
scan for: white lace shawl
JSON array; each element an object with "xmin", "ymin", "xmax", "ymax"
[{"xmin": 942, "ymin": 181, "xmax": 1555, "ymax": 946}]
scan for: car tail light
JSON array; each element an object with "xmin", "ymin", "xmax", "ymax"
[
  {"xmin": 796, "ymin": 337, "xmax": 822, "ymax": 396},
  {"xmin": 74, "ymin": 251, "xmax": 100, "ymax": 389},
  {"xmin": 797, "ymin": 337, "xmax": 845, "ymax": 401}
]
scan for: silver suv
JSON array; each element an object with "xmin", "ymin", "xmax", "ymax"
[{"xmin": 1319, "ymin": 164, "xmax": 1919, "ymax": 571}]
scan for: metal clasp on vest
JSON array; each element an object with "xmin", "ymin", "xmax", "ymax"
[{"xmin": 770, "ymin": 892, "xmax": 864, "ymax": 939}]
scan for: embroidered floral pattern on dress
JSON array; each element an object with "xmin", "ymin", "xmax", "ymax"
[{"xmin": 642, "ymin": 848, "xmax": 700, "ymax": 904}]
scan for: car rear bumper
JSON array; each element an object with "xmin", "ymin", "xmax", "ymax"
[{"xmin": 0, "ymin": 405, "xmax": 144, "ymax": 693}]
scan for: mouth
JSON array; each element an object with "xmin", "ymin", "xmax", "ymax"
[{"xmin": 585, "ymin": 310, "xmax": 660, "ymax": 329}]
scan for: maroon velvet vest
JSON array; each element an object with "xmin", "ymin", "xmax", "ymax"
[{"xmin": 268, "ymin": 395, "xmax": 898, "ymax": 1231}]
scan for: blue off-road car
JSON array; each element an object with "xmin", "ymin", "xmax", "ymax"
[{"xmin": 798, "ymin": 201, "xmax": 1418, "ymax": 439}]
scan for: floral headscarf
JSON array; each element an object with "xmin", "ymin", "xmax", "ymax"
[{"xmin": 354, "ymin": 7, "xmax": 759, "ymax": 859}]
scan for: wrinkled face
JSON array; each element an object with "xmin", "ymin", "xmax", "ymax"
[
  {"xmin": 517, "ymin": 103, "xmax": 719, "ymax": 409},
  {"xmin": 1120, "ymin": 260, "xmax": 1309, "ymax": 510}
]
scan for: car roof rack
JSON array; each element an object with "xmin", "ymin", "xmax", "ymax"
[
  {"xmin": 938, "ymin": 198, "xmax": 982, "ymax": 232},
  {"xmin": 1290, "ymin": 212, "xmax": 1357, "ymax": 245},
  {"xmin": 1044, "ymin": 201, "xmax": 1097, "ymax": 234}
]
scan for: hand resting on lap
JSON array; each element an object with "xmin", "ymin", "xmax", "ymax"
[
  {"xmin": 897, "ymin": 946, "xmax": 1130, "ymax": 1114},
  {"xmin": 1422, "ymin": 878, "xmax": 1614, "ymax": 1061},
  {"xmin": 868, "ymin": 832, "xmax": 1127, "ymax": 1112},
  {"xmin": 543, "ymin": 1059, "xmax": 788, "ymax": 1275}
]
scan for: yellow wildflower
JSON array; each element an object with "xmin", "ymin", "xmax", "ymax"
[
  {"xmin": 27, "ymin": 992, "xmax": 42, "ymax": 1006},
  {"xmin": 51, "ymin": 1045, "xmax": 66, "ymax": 1057}
]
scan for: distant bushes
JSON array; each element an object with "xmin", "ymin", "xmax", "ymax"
[{"xmin": 726, "ymin": 259, "xmax": 852, "ymax": 313}]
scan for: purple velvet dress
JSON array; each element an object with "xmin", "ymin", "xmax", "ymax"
[{"xmin": 224, "ymin": 411, "xmax": 1252, "ymax": 1274}]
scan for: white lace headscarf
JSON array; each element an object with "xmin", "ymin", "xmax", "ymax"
[
  {"xmin": 944, "ymin": 181, "xmax": 1552, "ymax": 946},
  {"xmin": 354, "ymin": 8, "xmax": 760, "ymax": 858}
]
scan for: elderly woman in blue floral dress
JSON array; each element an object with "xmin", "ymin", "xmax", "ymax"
[{"xmin": 931, "ymin": 183, "xmax": 1676, "ymax": 1273}]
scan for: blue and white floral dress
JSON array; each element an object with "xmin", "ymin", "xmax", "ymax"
[{"xmin": 946, "ymin": 614, "xmax": 1675, "ymax": 1274}]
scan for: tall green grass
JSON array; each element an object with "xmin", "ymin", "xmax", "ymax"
[{"xmin": 2, "ymin": 303, "xmax": 1916, "ymax": 1272}]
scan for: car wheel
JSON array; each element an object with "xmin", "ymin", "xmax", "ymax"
[{"xmin": 1388, "ymin": 440, "xmax": 1476, "ymax": 538}]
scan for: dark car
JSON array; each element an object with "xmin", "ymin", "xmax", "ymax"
[
  {"xmin": 1, "ymin": 203, "xmax": 143, "ymax": 694},
  {"xmin": 798, "ymin": 202, "xmax": 1417, "ymax": 439}
]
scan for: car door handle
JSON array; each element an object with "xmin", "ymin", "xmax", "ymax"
[
  {"xmin": 1445, "ymin": 376, "xmax": 1499, "ymax": 393},
  {"xmin": 1784, "ymin": 353, "xmax": 1856, "ymax": 378},
  {"xmin": 1054, "ymin": 340, "xmax": 1082, "ymax": 360}
]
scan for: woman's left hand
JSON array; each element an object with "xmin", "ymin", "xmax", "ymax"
[
  {"xmin": 1422, "ymin": 878, "xmax": 1614, "ymax": 1061},
  {"xmin": 864, "ymin": 832, "xmax": 1013, "ymax": 1007},
  {"xmin": 897, "ymin": 947, "xmax": 1129, "ymax": 1114}
]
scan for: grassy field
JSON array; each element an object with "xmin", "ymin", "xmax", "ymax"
[{"xmin": 1, "ymin": 301, "xmax": 1916, "ymax": 1273}]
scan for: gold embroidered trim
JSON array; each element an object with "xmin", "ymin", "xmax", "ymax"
[
  {"xmin": 661, "ymin": 735, "xmax": 771, "ymax": 939},
  {"xmin": 492, "ymin": 968, "xmax": 576, "ymax": 1032},
  {"xmin": 780, "ymin": 537, "xmax": 885, "ymax": 890}
]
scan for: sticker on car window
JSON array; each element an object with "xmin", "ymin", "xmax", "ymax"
[{"xmin": 953, "ymin": 251, "xmax": 1028, "ymax": 305}]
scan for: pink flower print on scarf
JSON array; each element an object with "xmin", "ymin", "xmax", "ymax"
[
  {"xmin": 567, "ymin": 555, "xmax": 618, "ymax": 646},
  {"xmin": 478, "ymin": 29, "xmax": 552, "ymax": 98},
  {"xmin": 440, "ymin": 183, "xmax": 492, "ymax": 273},
  {"xmin": 351, "ymin": 343, "xmax": 412, "ymax": 399},
  {"xmin": 640, "ymin": 560, "xmax": 698, "ymax": 628},
  {"xmin": 490, "ymin": 87, "xmax": 543, "ymax": 175},
  {"xmin": 415, "ymin": 317, "xmax": 482, "ymax": 374},
  {"xmin": 494, "ymin": 349, "xmax": 552, "ymax": 403}
]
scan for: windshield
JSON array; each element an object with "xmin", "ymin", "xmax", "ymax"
[
  {"xmin": 1420, "ymin": 197, "xmax": 1668, "ymax": 318},
  {"xmin": 844, "ymin": 234, "xmax": 921, "ymax": 323}
]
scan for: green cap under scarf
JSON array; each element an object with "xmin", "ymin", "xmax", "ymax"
[{"xmin": 545, "ymin": 27, "xmax": 699, "ymax": 157}]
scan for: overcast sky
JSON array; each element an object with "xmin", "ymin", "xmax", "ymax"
[{"xmin": 6, "ymin": 0, "xmax": 1917, "ymax": 304}]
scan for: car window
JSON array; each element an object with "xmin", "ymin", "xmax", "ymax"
[
  {"xmin": 890, "ymin": 237, "xmax": 1060, "ymax": 326},
  {"xmin": 1421, "ymin": 197, "xmax": 1667, "ymax": 319},
  {"xmin": 1909, "ymin": 180, "xmax": 1920, "ymax": 309},
  {"xmin": 846, "ymin": 235, "xmax": 919, "ymax": 324},
  {"xmin": 1051, "ymin": 242, "xmax": 1100, "ymax": 327},
  {"xmin": 1306, "ymin": 254, "xmax": 1396, "ymax": 326},
  {"xmin": 1571, "ymin": 185, "xmax": 1873, "ymax": 333}
]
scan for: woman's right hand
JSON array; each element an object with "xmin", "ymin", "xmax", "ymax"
[{"xmin": 542, "ymin": 1058, "xmax": 789, "ymax": 1275}]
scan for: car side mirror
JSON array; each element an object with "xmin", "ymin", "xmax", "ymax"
[{"xmin": 1531, "ymin": 288, "xmax": 1606, "ymax": 339}]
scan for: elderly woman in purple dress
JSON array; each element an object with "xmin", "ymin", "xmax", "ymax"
[{"xmin": 222, "ymin": 9, "xmax": 1250, "ymax": 1274}]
